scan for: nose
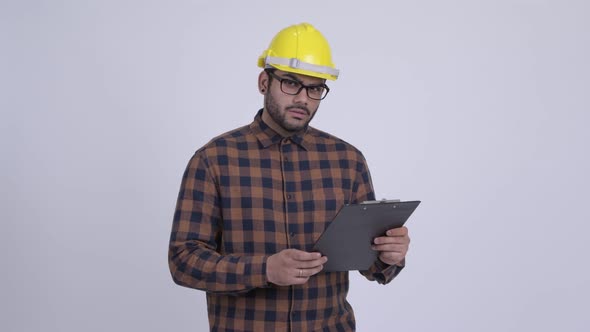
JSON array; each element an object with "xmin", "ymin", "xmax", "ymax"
[{"xmin": 293, "ymin": 87, "xmax": 310, "ymax": 104}]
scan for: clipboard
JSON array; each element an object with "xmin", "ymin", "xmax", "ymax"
[{"xmin": 312, "ymin": 200, "xmax": 421, "ymax": 272}]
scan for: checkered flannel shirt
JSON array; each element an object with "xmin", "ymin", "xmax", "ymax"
[{"xmin": 169, "ymin": 109, "xmax": 403, "ymax": 331}]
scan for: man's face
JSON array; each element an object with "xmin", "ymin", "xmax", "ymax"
[{"xmin": 263, "ymin": 70, "xmax": 325, "ymax": 133}]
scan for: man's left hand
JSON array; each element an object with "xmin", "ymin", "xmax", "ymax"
[{"xmin": 371, "ymin": 226, "xmax": 410, "ymax": 266}]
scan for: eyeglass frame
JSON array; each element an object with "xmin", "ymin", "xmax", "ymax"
[{"xmin": 265, "ymin": 70, "xmax": 330, "ymax": 100}]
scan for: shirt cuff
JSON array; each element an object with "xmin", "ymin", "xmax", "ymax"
[
  {"xmin": 241, "ymin": 255, "xmax": 271, "ymax": 289},
  {"xmin": 367, "ymin": 258, "xmax": 405, "ymax": 284}
]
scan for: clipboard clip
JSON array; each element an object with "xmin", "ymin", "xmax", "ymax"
[{"xmin": 360, "ymin": 199, "xmax": 401, "ymax": 204}]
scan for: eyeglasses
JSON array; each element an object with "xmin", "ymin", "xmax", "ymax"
[{"xmin": 267, "ymin": 71, "xmax": 330, "ymax": 100}]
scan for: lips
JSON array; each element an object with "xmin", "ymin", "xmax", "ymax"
[{"xmin": 286, "ymin": 106, "xmax": 309, "ymax": 119}]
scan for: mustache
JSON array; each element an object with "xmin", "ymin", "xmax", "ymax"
[{"xmin": 286, "ymin": 105, "xmax": 310, "ymax": 115}]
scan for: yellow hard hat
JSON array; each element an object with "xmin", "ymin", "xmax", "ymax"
[{"xmin": 258, "ymin": 23, "xmax": 339, "ymax": 81}]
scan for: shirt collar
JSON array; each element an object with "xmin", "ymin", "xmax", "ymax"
[{"xmin": 250, "ymin": 109, "xmax": 312, "ymax": 150}]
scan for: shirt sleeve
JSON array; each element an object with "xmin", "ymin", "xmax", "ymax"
[
  {"xmin": 353, "ymin": 153, "xmax": 406, "ymax": 285},
  {"xmin": 168, "ymin": 151, "xmax": 270, "ymax": 295},
  {"xmin": 361, "ymin": 258, "xmax": 405, "ymax": 284}
]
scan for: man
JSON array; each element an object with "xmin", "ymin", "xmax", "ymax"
[{"xmin": 169, "ymin": 23, "xmax": 410, "ymax": 331}]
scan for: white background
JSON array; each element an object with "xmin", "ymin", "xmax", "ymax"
[{"xmin": 2, "ymin": 1, "xmax": 589, "ymax": 331}]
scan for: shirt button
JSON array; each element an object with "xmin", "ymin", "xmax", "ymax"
[
  {"xmin": 287, "ymin": 194, "xmax": 292, "ymax": 199},
  {"xmin": 289, "ymin": 232, "xmax": 295, "ymax": 237}
]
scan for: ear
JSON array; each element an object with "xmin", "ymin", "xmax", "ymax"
[{"xmin": 258, "ymin": 71, "xmax": 269, "ymax": 94}]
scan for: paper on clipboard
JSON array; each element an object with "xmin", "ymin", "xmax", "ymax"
[{"xmin": 312, "ymin": 200, "xmax": 421, "ymax": 272}]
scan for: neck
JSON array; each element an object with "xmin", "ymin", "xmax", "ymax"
[{"xmin": 261, "ymin": 108, "xmax": 293, "ymax": 137}]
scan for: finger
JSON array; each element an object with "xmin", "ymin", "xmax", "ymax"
[
  {"xmin": 297, "ymin": 264, "xmax": 325, "ymax": 278},
  {"xmin": 386, "ymin": 227, "xmax": 408, "ymax": 236},
  {"xmin": 371, "ymin": 243, "xmax": 407, "ymax": 252},
  {"xmin": 292, "ymin": 276, "xmax": 310, "ymax": 285},
  {"xmin": 296, "ymin": 256, "xmax": 328, "ymax": 269},
  {"xmin": 289, "ymin": 249, "xmax": 323, "ymax": 261},
  {"xmin": 373, "ymin": 236, "xmax": 409, "ymax": 245},
  {"xmin": 380, "ymin": 250, "xmax": 405, "ymax": 261},
  {"xmin": 379, "ymin": 252, "xmax": 404, "ymax": 265},
  {"xmin": 384, "ymin": 227, "xmax": 408, "ymax": 236}
]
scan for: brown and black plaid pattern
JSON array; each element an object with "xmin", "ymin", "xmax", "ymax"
[{"xmin": 169, "ymin": 110, "xmax": 403, "ymax": 332}]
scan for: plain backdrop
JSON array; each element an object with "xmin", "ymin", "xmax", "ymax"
[{"xmin": 2, "ymin": 1, "xmax": 589, "ymax": 331}]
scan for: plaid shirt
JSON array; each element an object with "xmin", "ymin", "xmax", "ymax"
[{"xmin": 169, "ymin": 110, "xmax": 403, "ymax": 331}]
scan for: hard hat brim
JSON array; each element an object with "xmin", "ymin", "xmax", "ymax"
[{"xmin": 259, "ymin": 56, "xmax": 339, "ymax": 81}]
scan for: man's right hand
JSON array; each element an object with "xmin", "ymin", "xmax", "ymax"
[{"xmin": 266, "ymin": 249, "xmax": 328, "ymax": 286}]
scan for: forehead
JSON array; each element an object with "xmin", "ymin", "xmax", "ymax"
[{"xmin": 274, "ymin": 70, "xmax": 326, "ymax": 85}]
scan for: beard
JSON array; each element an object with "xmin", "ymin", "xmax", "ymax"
[{"xmin": 264, "ymin": 91, "xmax": 317, "ymax": 133}]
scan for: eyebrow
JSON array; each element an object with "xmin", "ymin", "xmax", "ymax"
[
  {"xmin": 282, "ymin": 73, "xmax": 327, "ymax": 87},
  {"xmin": 282, "ymin": 73, "xmax": 303, "ymax": 83}
]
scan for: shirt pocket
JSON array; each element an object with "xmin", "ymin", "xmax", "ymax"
[{"xmin": 303, "ymin": 178, "xmax": 350, "ymax": 247}]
